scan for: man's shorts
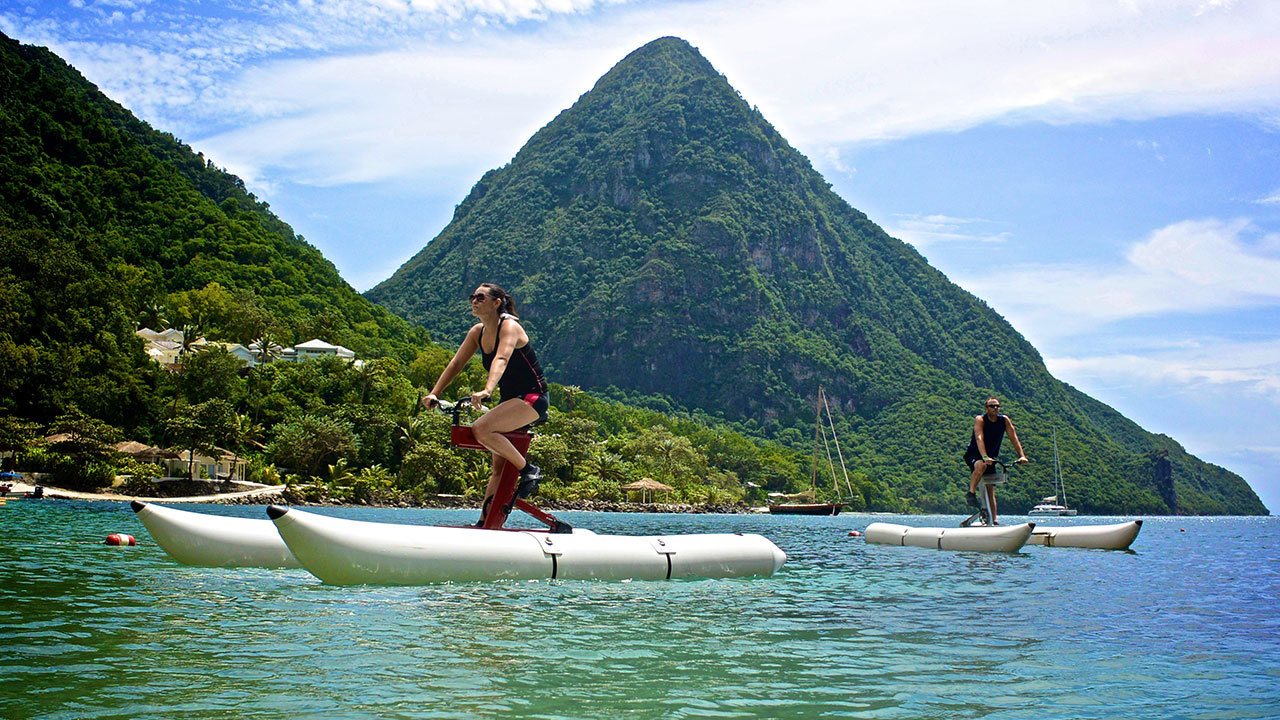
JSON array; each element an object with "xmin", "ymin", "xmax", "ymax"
[{"xmin": 965, "ymin": 454, "xmax": 996, "ymax": 473}]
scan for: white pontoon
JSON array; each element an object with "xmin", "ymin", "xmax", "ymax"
[
  {"xmin": 132, "ymin": 501, "xmax": 301, "ymax": 568},
  {"xmin": 864, "ymin": 521, "xmax": 1035, "ymax": 552},
  {"xmin": 268, "ymin": 505, "xmax": 787, "ymax": 584},
  {"xmin": 1026, "ymin": 520, "xmax": 1142, "ymax": 550}
]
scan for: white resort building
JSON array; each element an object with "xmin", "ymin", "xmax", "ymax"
[{"xmin": 137, "ymin": 329, "xmax": 358, "ymax": 369}]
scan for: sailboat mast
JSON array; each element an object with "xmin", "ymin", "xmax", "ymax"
[
  {"xmin": 821, "ymin": 390, "xmax": 855, "ymax": 499},
  {"xmin": 1053, "ymin": 429, "xmax": 1066, "ymax": 506},
  {"xmin": 810, "ymin": 386, "xmax": 823, "ymax": 493}
]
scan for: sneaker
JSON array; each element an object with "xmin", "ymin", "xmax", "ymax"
[
  {"xmin": 516, "ymin": 463, "xmax": 542, "ymax": 499},
  {"xmin": 965, "ymin": 491, "xmax": 978, "ymax": 507}
]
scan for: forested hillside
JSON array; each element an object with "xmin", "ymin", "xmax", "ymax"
[
  {"xmin": 0, "ymin": 32, "xmax": 837, "ymax": 508},
  {"xmin": 0, "ymin": 32, "xmax": 429, "ymax": 435},
  {"xmin": 368, "ymin": 37, "xmax": 1267, "ymax": 515}
]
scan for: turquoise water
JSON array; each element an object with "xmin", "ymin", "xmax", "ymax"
[{"xmin": 2, "ymin": 502, "xmax": 1277, "ymax": 719}]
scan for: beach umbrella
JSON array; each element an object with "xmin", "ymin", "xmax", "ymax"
[{"xmin": 621, "ymin": 478, "xmax": 674, "ymax": 504}]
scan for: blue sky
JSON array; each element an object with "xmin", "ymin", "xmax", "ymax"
[{"xmin": 4, "ymin": 0, "xmax": 1278, "ymax": 513}]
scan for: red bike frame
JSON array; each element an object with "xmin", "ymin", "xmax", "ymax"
[{"xmin": 449, "ymin": 424, "xmax": 567, "ymax": 531}]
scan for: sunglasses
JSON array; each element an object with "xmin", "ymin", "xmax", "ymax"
[
  {"xmin": 986, "ymin": 404, "xmax": 1000, "ymax": 408},
  {"xmin": 469, "ymin": 293, "xmax": 492, "ymax": 303}
]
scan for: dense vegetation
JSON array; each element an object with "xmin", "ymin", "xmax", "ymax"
[
  {"xmin": 0, "ymin": 32, "xmax": 858, "ymax": 508},
  {"xmin": 0, "ymin": 33, "xmax": 431, "ymax": 431},
  {"xmin": 369, "ymin": 37, "xmax": 1267, "ymax": 515},
  {"xmin": 0, "ymin": 32, "xmax": 1264, "ymax": 513}
]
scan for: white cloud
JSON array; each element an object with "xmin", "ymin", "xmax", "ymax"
[
  {"xmin": 688, "ymin": 0, "xmax": 1280, "ymax": 147},
  {"xmin": 885, "ymin": 214, "xmax": 1011, "ymax": 248},
  {"xmin": 10, "ymin": 0, "xmax": 1279, "ymax": 188},
  {"xmin": 1257, "ymin": 190, "xmax": 1280, "ymax": 205},
  {"xmin": 1047, "ymin": 339, "xmax": 1280, "ymax": 404},
  {"xmin": 1045, "ymin": 336, "xmax": 1280, "ymax": 511},
  {"xmin": 195, "ymin": 39, "xmax": 620, "ymax": 186},
  {"xmin": 953, "ymin": 219, "xmax": 1280, "ymax": 339}
]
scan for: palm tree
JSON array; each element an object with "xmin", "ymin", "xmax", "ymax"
[
  {"xmin": 395, "ymin": 415, "xmax": 433, "ymax": 455},
  {"xmin": 561, "ymin": 385, "xmax": 583, "ymax": 411},
  {"xmin": 250, "ymin": 332, "xmax": 283, "ymax": 364},
  {"xmin": 585, "ymin": 449, "xmax": 628, "ymax": 484},
  {"xmin": 178, "ymin": 319, "xmax": 205, "ymax": 357},
  {"xmin": 227, "ymin": 412, "xmax": 263, "ymax": 483},
  {"xmin": 327, "ymin": 458, "xmax": 356, "ymax": 486}
]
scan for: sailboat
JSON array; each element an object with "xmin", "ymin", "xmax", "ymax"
[
  {"xmin": 769, "ymin": 387, "xmax": 851, "ymax": 516},
  {"xmin": 1028, "ymin": 430, "xmax": 1078, "ymax": 516}
]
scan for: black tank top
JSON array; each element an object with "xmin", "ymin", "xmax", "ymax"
[
  {"xmin": 966, "ymin": 414, "xmax": 1007, "ymax": 460},
  {"xmin": 480, "ymin": 315, "xmax": 548, "ymax": 400}
]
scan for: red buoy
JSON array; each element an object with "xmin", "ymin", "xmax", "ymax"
[
  {"xmin": 105, "ymin": 533, "xmax": 136, "ymax": 546},
  {"xmin": 848, "ymin": 530, "xmax": 863, "ymax": 537}
]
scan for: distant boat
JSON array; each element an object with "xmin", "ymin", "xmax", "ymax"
[
  {"xmin": 1029, "ymin": 431, "xmax": 1078, "ymax": 516},
  {"xmin": 768, "ymin": 501, "xmax": 843, "ymax": 516},
  {"xmin": 1028, "ymin": 498, "xmax": 1077, "ymax": 517},
  {"xmin": 769, "ymin": 386, "xmax": 851, "ymax": 516}
]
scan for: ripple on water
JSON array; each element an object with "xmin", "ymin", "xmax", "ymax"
[{"xmin": 1, "ymin": 504, "xmax": 1278, "ymax": 719}]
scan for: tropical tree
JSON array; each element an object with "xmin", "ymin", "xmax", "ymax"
[
  {"xmin": 584, "ymin": 449, "xmax": 628, "ymax": 484},
  {"xmin": 176, "ymin": 346, "xmax": 247, "ymax": 405},
  {"xmin": 44, "ymin": 407, "xmax": 122, "ymax": 489},
  {"xmin": 400, "ymin": 442, "xmax": 467, "ymax": 496},
  {"xmin": 166, "ymin": 399, "xmax": 237, "ymax": 480},
  {"xmin": 267, "ymin": 414, "xmax": 357, "ymax": 478},
  {"xmin": 0, "ymin": 414, "xmax": 40, "ymax": 469},
  {"xmin": 560, "ymin": 385, "xmax": 583, "ymax": 411}
]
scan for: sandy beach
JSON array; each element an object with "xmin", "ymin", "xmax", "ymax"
[{"xmin": 2, "ymin": 479, "xmax": 287, "ymax": 504}]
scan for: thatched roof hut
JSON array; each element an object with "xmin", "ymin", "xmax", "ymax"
[
  {"xmin": 115, "ymin": 441, "xmax": 179, "ymax": 461},
  {"xmin": 621, "ymin": 478, "xmax": 675, "ymax": 504}
]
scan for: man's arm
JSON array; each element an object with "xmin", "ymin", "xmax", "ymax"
[
  {"xmin": 974, "ymin": 415, "xmax": 990, "ymax": 459},
  {"xmin": 1005, "ymin": 417, "xmax": 1029, "ymax": 463}
]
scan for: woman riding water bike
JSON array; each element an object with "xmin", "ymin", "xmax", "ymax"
[{"xmin": 423, "ymin": 283, "xmax": 549, "ymax": 526}]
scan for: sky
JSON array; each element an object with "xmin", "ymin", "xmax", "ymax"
[{"xmin": 3, "ymin": 0, "xmax": 1278, "ymax": 513}]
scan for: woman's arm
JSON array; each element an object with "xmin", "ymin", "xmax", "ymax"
[{"xmin": 425, "ymin": 325, "xmax": 482, "ymax": 405}]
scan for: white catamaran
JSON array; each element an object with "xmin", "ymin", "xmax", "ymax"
[{"xmin": 1029, "ymin": 430, "xmax": 1078, "ymax": 516}]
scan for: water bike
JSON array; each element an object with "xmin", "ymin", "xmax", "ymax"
[
  {"xmin": 268, "ymin": 399, "xmax": 787, "ymax": 584},
  {"xmin": 959, "ymin": 459, "xmax": 1011, "ymax": 528},
  {"xmin": 863, "ymin": 461, "xmax": 1144, "ymax": 552},
  {"xmin": 865, "ymin": 461, "xmax": 1036, "ymax": 552},
  {"xmin": 130, "ymin": 397, "xmax": 560, "ymax": 568},
  {"xmin": 957, "ymin": 460, "xmax": 1144, "ymax": 550}
]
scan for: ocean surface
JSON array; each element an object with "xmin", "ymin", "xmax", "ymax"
[{"xmin": 1, "ymin": 501, "xmax": 1276, "ymax": 719}]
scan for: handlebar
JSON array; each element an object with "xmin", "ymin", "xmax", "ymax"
[{"xmin": 427, "ymin": 397, "xmax": 488, "ymax": 426}]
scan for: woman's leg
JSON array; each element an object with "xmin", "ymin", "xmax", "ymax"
[
  {"xmin": 471, "ymin": 398, "xmax": 539, "ymax": 469},
  {"xmin": 485, "ymin": 455, "xmax": 505, "ymax": 498},
  {"xmin": 477, "ymin": 454, "xmax": 505, "ymax": 523}
]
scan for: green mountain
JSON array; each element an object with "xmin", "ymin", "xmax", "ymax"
[
  {"xmin": 0, "ymin": 32, "xmax": 428, "ymax": 435},
  {"xmin": 368, "ymin": 37, "xmax": 1266, "ymax": 515}
]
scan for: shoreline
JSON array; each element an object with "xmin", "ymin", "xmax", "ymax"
[{"xmin": 15, "ymin": 481, "xmax": 761, "ymax": 514}]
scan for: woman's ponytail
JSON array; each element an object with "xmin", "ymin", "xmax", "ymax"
[{"xmin": 480, "ymin": 282, "xmax": 517, "ymax": 317}]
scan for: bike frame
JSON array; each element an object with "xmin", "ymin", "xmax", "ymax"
[
  {"xmin": 961, "ymin": 461, "xmax": 1007, "ymax": 527},
  {"xmin": 445, "ymin": 402, "xmax": 568, "ymax": 532}
]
